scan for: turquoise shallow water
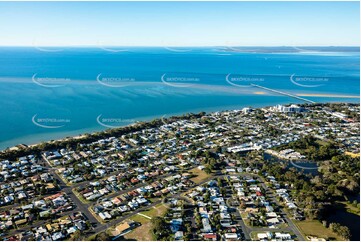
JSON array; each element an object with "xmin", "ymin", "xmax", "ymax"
[{"xmin": 0, "ymin": 47, "xmax": 359, "ymax": 150}]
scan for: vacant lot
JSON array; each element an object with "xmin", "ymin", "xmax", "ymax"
[
  {"xmin": 189, "ymin": 167, "xmax": 211, "ymax": 184},
  {"xmin": 295, "ymin": 220, "xmax": 342, "ymax": 241},
  {"xmin": 124, "ymin": 204, "xmax": 168, "ymax": 241}
]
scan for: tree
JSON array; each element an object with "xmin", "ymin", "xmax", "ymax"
[
  {"xmin": 240, "ymin": 200, "xmax": 247, "ymax": 209},
  {"xmin": 217, "ymin": 178, "xmax": 222, "ymax": 187},
  {"xmin": 204, "ymin": 166, "xmax": 212, "ymax": 174},
  {"xmin": 72, "ymin": 230, "xmax": 82, "ymax": 241},
  {"xmin": 329, "ymin": 223, "xmax": 340, "ymax": 233},
  {"xmin": 151, "ymin": 216, "xmax": 169, "ymax": 240},
  {"xmin": 95, "ymin": 232, "xmax": 110, "ymax": 241},
  {"xmin": 204, "ymin": 191, "xmax": 210, "ymax": 203},
  {"xmin": 195, "ymin": 210, "xmax": 201, "ymax": 226},
  {"xmin": 322, "ymin": 220, "xmax": 328, "ymax": 228},
  {"xmin": 338, "ymin": 226, "xmax": 351, "ymax": 240},
  {"xmin": 352, "ymin": 200, "xmax": 358, "ymax": 207}
]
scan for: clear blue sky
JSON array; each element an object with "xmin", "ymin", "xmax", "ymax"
[{"xmin": 0, "ymin": 1, "xmax": 359, "ymax": 46}]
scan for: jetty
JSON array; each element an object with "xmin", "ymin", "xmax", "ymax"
[{"xmin": 250, "ymin": 84, "xmax": 316, "ymax": 104}]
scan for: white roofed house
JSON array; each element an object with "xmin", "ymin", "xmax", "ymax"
[
  {"xmin": 67, "ymin": 226, "xmax": 78, "ymax": 235},
  {"xmin": 220, "ymin": 219, "xmax": 232, "ymax": 227},
  {"xmin": 266, "ymin": 217, "xmax": 280, "ymax": 226},
  {"xmin": 174, "ymin": 231, "xmax": 184, "ymax": 240},
  {"xmin": 51, "ymin": 231, "xmax": 64, "ymax": 241},
  {"xmin": 225, "ymin": 167, "xmax": 236, "ymax": 173},
  {"xmin": 257, "ymin": 232, "xmax": 273, "ymax": 240},
  {"xmin": 287, "ymin": 202, "xmax": 297, "ymax": 209},
  {"xmin": 128, "ymin": 200, "xmax": 139, "ymax": 210},
  {"xmin": 136, "ymin": 197, "xmax": 148, "ymax": 205},
  {"xmin": 201, "ymin": 218, "xmax": 213, "ymax": 233},
  {"xmin": 266, "ymin": 212, "xmax": 278, "ymax": 218},
  {"xmin": 98, "ymin": 212, "xmax": 107, "ymax": 220},
  {"xmin": 265, "ymin": 205, "xmax": 274, "ymax": 212},
  {"xmin": 52, "ymin": 196, "xmax": 67, "ymax": 207},
  {"xmin": 224, "ymin": 233, "xmax": 238, "ymax": 240},
  {"xmin": 275, "ymin": 232, "xmax": 292, "ymax": 240},
  {"xmin": 17, "ymin": 191, "xmax": 27, "ymax": 200},
  {"xmin": 104, "ymin": 211, "xmax": 112, "ymax": 219}
]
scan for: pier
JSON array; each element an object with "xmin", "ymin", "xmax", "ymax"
[{"xmin": 250, "ymin": 84, "xmax": 316, "ymax": 104}]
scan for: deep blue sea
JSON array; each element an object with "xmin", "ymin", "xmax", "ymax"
[{"xmin": 0, "ymin": 47, "xmax": 359, "ymax": 150}]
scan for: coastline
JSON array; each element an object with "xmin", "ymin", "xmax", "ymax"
[
  {"xmin": 1, "ymin": 101, "xmax": 359, "ymax": 153},
  {"xmin": 297, "ymin": 93, "xmax": 360, "ymax": 98},
  {"xmin": 2, "ymin": 102, "xmax": 277, "ymax": 152}
]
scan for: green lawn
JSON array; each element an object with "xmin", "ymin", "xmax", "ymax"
[
  {"xmin": 295, "ymin": 220, "xmax": 343, "ymax": 241},
  {"xmin": 250, "ymin": 231, "xmax": 260, "ymax": 240},
  {"xmin": 239, "ymin": 212, "xmax": 251, "ymax": 227},
  {"xmin": 123, "ymin": 214, "xmax": 154, "ymax": 240},
  {"xmin": 276, "ymin": 222, "xmax": 289, "ymax": 229},
  {"xmin": 189, "ymin": 167, "xmax": 211, "ymax": 184},
  {"xmin": 123, "ymin": 203, "xmax": 168, "ymax": 241},
  {"xmin": 316, "ymin": 140, "xmax": 329, "ymax": 146},
  {"xmin": 141, "ymin": 203, "xmax": 168, "ymax": 217}
]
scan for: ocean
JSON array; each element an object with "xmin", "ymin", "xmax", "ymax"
[{"xmin": 0, "ymin": 47, "xmax": 359, "ymax": 150}]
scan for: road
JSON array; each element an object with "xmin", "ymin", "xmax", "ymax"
[
  {"xmin": 231, "ymin": 207, "xmax": 252, "ymax": 240},
  {"xmin": 14, "ymin": 157, "xmax": 201, "ymax": 234},
  {"xmin": 87, "ymin": 174, "xmax": 222, "ymax": 236},
  {"xmin": 91, "ymin": 199, "xmax": 163, "ymax": 235},
  {"xmin": 4, "ymin": 155, "xmax": 306, "ymax": 241},
  {"xmin": 256, "ymin": 174, "xmax": 306, "ymax": 241}
]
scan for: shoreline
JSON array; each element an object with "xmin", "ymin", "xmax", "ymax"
[
  {"xmin": 1, "ymin": 101, "xmax": 359, "ymax": 154},
  {"xmin": 0, "ymin": 102, "xmax": 357, "ymax": 153},
  {"xmin": 2, "ymin": 101, "xmax": 284, "ymax": 151},
  {"xmin": 27, "ymin": 134, "xmax": 87, "ymax": 148}
]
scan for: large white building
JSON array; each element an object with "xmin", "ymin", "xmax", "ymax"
[{"xmin": 274, "ymin": 104, "xmax": 304, "ymax": 113}]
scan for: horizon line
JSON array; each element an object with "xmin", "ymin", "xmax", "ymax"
[{"xmin": 0, "ymin": 45, "xmax": 359, "ymax": 48}]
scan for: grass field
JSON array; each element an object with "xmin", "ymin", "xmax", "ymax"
[
  {"xmin": 337, "ymin": 201, "xmax": 360, "ymax": 215},
  {"xmin": 240, "ymin": 211, "xmax": 251, "ymax": 227},
  {"xmin": 316, "ymin": 139, "xmax": 329, "ymax": 146},
  {"xmin": 141, "ymin": 203, "xmax": 168, "ymax": 217},
  {"xmin": 250, "ymin": 231, "xmax": 260, "ymax": 240},
  {"xmin": 123, "ymin": 203, "xmax": 168, "ymax": 241},
  {"xmin": 189, "ymin": 167, "xmax": 211, "ymax": 183},
  {"xmin": 295, "ymin": 220, "xmax": 343, "ymax": 241}
]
